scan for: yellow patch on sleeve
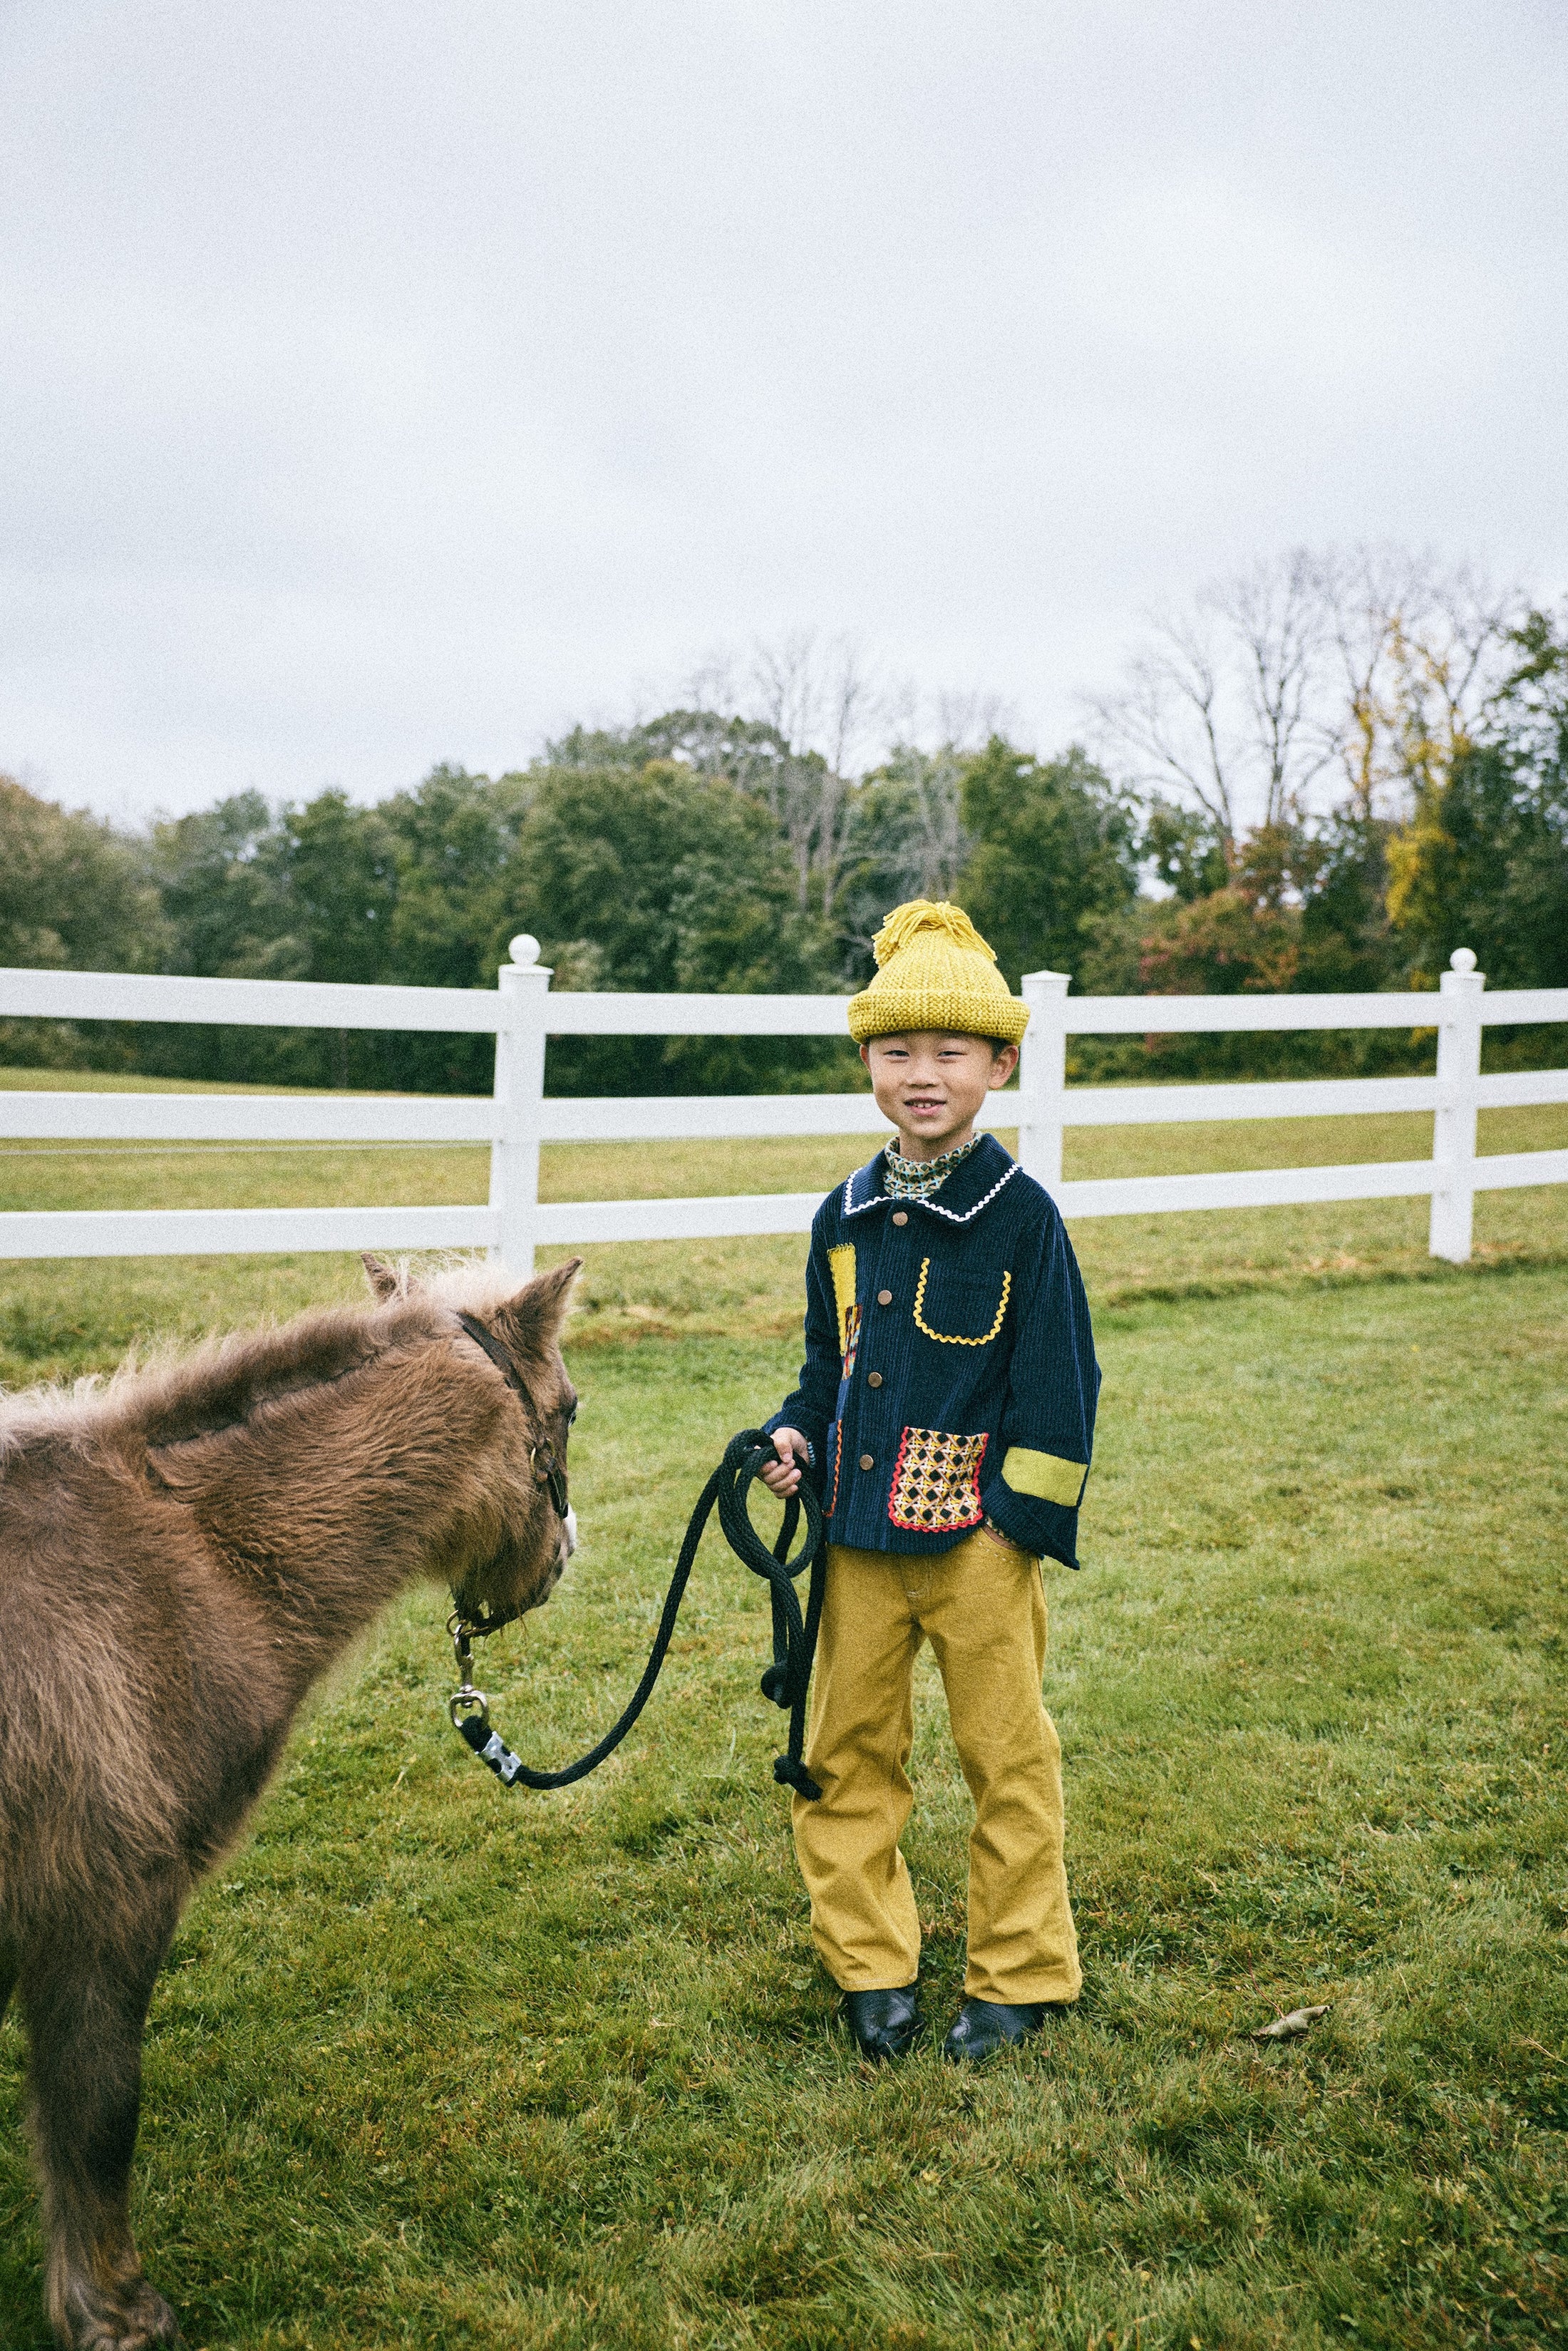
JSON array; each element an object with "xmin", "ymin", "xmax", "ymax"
[
  {"xmin": 827, "ymin": 1245, "xmax": 857, "ymax": 1352},
  {"xmin": 1002, "ymin": 1445, "xmax": 1088, "ymax": 1507}
]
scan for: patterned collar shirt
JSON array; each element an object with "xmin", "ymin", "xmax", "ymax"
[
  {"xmin": 765, "ymin": 1133, "xmax": 1100, "ymax": 1570},
  {"xmin": 881, "ymin": 1133, "xmax": 983, "ymax": 1201}
]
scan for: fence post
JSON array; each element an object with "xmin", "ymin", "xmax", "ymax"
[
  {"xmin": 490, "ymin": 935, "xmax": 552, "ymax": 1272},
  {"xmin": 1428, "ymin": 946, "xmax": 1485, "ymax": 1264},
  {"xmin": 1016, "ymin": 969, "xmax": 1071, "ymax": 1193}
]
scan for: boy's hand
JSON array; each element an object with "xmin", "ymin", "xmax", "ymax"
[{"xmin": 759, "ymin": 1429, "xmax": 808, "ymax": 1498}]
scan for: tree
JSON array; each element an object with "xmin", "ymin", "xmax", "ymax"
[
  {"xmin": 381, "ymin": 763, "xmax": 533, "ymax": 989},
  {"xmin": 743, "ymin": 631, "xmax": 877, "ymax": 925},
  {"xmin": 681, "ymin": 634, "xmax": 882, "ymax": 925},
  {"xmin": 1386, "ymin": 609, "xmax": 1568, "ymax": 987},
  {"xmin": 545, "ymin": 711, "xmax": 789, "ymax": 795},
  {"xmin": 956, "ymin": 740, "xmax": 1139, "ymax": 987},
  {"xmin": 1088, "ymin": 548, "xmax": 1525, "ymax": 853},
  {"xmin": 264, "ymin": 791, "xmax": 397, "ymax": 989},
  {"xmin": 1078, "ymin": 804, "xmax": 1396, "ymax": 1002},
  {"xmin": 1140, "ymin": 796, "xmax": 1228, "ymax": 902},
  {"xmin": 0, "ymin": 777, "xmax": 165, "ymax": 974},
  {"xmin": 1085, "ymin": 550, "xmax": 1339, "ymax": 850},
  {"xmin": 1319, "ymin": 548, "xmax": 1522, "ymax": 820},
  {"xmin": 1294, "ymin": 811, "xmax": 1401, "ymax": 992},
  {"xmin": 505, "ymin": 759, "xmax": 840, "ymax": 1092},
  {"xmin": 837, "ymin": 746, "xmax": 969, "ymax": 970},
  {"xmin": 1135, "ymin": 888, "xmax": 1302, "ymax": 997},
  {"xmin": 540, "ymin": 703, "xmax": 838, "ymax": 920},
  {"xmin": 148, "ymin": 776, "xmax": 527, "ymax": 1088},
  {"xmin": 146, "ymin": 791, "xmax": 299, "ymax": 979},
  {"xmin": 0, "ymin": 777, "xmax": 167, "ymax": 1067}
]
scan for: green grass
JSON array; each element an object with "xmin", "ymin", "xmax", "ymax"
[{"xmin": 0, "ymin": 1101, "xmax": 1566, "ymax": 2346}]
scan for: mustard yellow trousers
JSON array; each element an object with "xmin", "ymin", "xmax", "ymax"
[{"xmin": 792, "ymin": 1526, "xmax": 1081, "ymax": 2005}]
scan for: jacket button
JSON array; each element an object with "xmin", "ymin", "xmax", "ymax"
[
  {"xmin": 866, "ymin": 1371, "xmax": 883, "ymax": 1387},
  {"xmin": 859, "ymin": 1453, "xmax": 875, "ymax": 1471},
  {"xmin": 877, "ymin": 1288, "xmax": 892, "ymax": 1305},
  {"xmin": 892, "ymin": 1210, "xmax": 909, "ymax": 1225}
]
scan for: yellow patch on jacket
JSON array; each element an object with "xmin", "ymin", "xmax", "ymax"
[
  {"xmin": 827, "ymin": 1244, "xmax": 857, "ymax": 1352},
  {"xmin": 1002, "ymin": 1445, "xmax": 1088, "ymax": 1508}
]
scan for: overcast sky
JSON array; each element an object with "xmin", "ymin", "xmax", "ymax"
[{"xmin": 3, "ymin": 0, "xmax": 1565, "ymax": 823}]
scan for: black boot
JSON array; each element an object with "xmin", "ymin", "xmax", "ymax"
[
  {"xmin": 843, "ymin": 1984, "xmax": 922, "ymax": 2062},
  {"xmin": 942, "ymin": 1998, "xmax": 1049, "ymax": 2064}
]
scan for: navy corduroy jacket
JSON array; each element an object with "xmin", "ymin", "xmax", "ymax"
[{"xmin": 766, "ymin": 1133, "xmax": 1100, "ymax": 1569}]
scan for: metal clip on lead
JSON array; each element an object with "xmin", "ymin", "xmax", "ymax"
[{"xmin": 447, "ymin": 1612, "xmax": 490, "ymax": 1732}]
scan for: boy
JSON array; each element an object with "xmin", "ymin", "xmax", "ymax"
[{"xmin": 760, "ymin": 900, "xmax": 1099, "ymax": 2064}]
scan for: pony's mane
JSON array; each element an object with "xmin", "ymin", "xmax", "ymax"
[{"xmin": 0, "ymin": 1257, "xmax": 525, "ymax": 1460}]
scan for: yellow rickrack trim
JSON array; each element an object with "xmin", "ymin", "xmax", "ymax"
[{"xmin": 912, "ymin": 1257, "xmax": 1011, "ymax": 1346}]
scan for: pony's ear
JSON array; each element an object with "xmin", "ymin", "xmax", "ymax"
[
  {"xmin": 361, "ymin": 1252, "xmax": 401, "ymax": 1303},
  {"xmin": 502, "ymin": 1256, "xmax": 582, "ymax": 1354}
]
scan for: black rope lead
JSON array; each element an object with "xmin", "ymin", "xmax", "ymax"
[{"xmin": 450, "ymin": 1428, "xmax": 825, "ymax": 1800}]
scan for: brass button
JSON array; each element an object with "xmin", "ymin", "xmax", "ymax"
[
  {"xmin": 877, "ymin": 1288, "xmax": 893, "ymax": 1305},
  {"xmin": 859, "ymin": 1453, "xmax": 875, "ymax": 1471},
  {"xmin": 892, "ymin": 1210, "xmax": 909, "ymax": 1225},
  {"xmin": 866, "ymin": 1371, "xmax": 883, "ymax": 1388}
]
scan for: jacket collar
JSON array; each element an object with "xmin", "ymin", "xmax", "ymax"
[{"xmin": 841, "ymin": 1131, "xmax": 1021, "ymax": 1225}]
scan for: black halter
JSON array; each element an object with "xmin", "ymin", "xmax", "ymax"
[{"xmin": 455, "ymin": 1310, "xmax": 570, "ymax": 1521}]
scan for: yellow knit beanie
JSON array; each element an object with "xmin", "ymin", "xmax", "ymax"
[{"xmin": 846, "ymin": 900, "xmax": 1029, "ymax": 1046}]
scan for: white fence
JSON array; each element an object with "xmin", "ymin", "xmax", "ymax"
[{"xmin": 1, "ymin": 942, "xmax": 1565, "ymax": 1269}]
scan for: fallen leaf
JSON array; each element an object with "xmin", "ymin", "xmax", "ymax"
[{"xmin": 1254, "ymin": 2004, "xmax": 1330, "ymax": 2041}]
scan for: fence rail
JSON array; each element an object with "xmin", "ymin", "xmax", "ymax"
[{"xmin": 1, "ymin": 941, "xmax": 1564, "ymax": 1267}]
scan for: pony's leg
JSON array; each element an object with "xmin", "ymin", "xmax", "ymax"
[{"xmin": 21, "ymin": 1907, "xmax": 181, "ymax": 2351}]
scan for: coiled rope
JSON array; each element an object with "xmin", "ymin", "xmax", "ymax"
[{"xmin": 449, "ymin": 1427, "xmax": 826, "ymax": 1799}]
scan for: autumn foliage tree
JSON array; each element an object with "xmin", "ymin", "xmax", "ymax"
[{"xmin": 1386, "ymin": 610, "xmax": 1568, "ymax": 988}]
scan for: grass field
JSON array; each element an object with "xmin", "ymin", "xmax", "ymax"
[{"xmin": 1, "ymin": 1086, "xmax": 1565, "ymax": 2347}]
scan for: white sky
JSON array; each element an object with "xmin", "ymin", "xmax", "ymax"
[{"xmin": 4, "ymin": 0, "xmax": 1566, "ymax": 822}]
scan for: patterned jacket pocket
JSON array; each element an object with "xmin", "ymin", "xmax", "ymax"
[{"xmin": 888, "ymin": 1427, "xmax": 989, "ymax": 1533}]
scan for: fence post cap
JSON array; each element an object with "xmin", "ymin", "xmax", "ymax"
[
  {"xmin": 508, "ymin": 935, "xmax": 542, "ymax": 967},
  {"xmin": 1449, "ymin": 947, "xmax": 1477, "ymax": 974}
]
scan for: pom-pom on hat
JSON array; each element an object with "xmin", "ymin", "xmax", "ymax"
[{"xmin": 847, "ymin": 900, "xmax": 1029, "ymax": 1046}]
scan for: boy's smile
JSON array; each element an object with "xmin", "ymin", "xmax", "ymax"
[{"xmin": 862, "ymin": 1029, "xmax": 1020, "ymax": 1161}]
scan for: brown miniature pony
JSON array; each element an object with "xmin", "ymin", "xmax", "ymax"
[{"xmin": 0, "ymin": 1252, "xmax": 582, "ymax": 2351}]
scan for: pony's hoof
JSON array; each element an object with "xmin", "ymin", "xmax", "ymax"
[
  {"xmin": 61, "ymin": 2273, "xmax": 181, "ymax": 2350},
  {"xmin": 122, "ymin": 2276, "xmax": 182, "ymax": 2347}
]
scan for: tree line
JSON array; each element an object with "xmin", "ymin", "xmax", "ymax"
[{"xmin": 2, "ymin": 554, "xmax": 1564, "ymax": 1096}]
